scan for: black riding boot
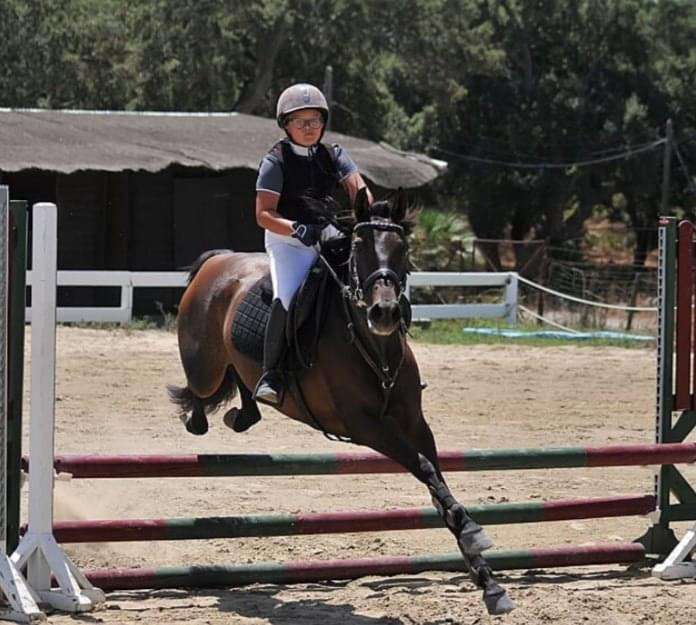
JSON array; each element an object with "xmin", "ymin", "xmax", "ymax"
[{"xmin": 253, "ymin": 299, "xmax": 287, "ymax": 406}]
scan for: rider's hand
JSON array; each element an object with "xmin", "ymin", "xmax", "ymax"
[{"xmin": 291, "ymin": 222, "xmax": 323, "ymax": 247}]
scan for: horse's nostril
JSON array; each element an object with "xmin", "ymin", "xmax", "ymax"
[
  {"xmin": 390, "ymin": 303, "xmax": 401, "ymax": 324},
  {"xmin": 368, "ymin": 302, "xmax": 401, "ymax": 328},
  {"xmin": 369, "ymin": 305, "xmax": 383, "ymax": 323}
]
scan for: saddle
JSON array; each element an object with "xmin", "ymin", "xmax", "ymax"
[
  {"xmin": 231, "ymin": 237, "xmax": 411, "ymax": 371},
  {"xmin": 231, "ymin": 255, "xmax": 335, "ymax": 371}
]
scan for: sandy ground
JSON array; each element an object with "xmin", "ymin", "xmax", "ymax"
[{"xmin": 12, "ymin": 327, "xmax": 696, "ymax": 624}]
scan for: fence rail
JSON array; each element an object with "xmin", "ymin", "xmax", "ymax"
[
  {"xmin": 406, "ymin": 272, "xmax": 517, "ymax": 323},
  {"xmin": 24, "ymin": 270, "xmax": 518, "ymax": 325}
]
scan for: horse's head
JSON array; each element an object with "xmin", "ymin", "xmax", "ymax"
[{"xmin": 350, "ymin": 188, "xmax": 411, "ymax": 336}]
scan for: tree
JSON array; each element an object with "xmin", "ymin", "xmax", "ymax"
[{"xmin": 2, "ymin": 0, "xmax": 696, "ymax": 270}]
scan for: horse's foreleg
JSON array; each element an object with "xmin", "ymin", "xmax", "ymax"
[
  {"xmin": 358, "ymin": 413, "xmax": 514, "ymax": 615},
  {"xmin": 412, "ymin": 422, "xmax": 493, "ymax": 556},
  {"xmin": 417, "ymin": 451, "xmax": 513, "ymax": 613}
]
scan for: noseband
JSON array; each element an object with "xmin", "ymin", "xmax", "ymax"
[{"xmin": 349, "ymin": 221, "xmax": 407, "ymax": 306}]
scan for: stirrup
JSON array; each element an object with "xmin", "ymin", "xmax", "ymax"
[{"xmin": 253, "ymin": 372, "xmax": 284, "ymax": 406}]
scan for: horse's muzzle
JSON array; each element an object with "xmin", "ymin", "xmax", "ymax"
[{"xmin": 366, "ymin": 300, "xmax": 402, "ymax": 336}]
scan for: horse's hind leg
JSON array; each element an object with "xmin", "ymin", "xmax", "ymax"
[
  {"xmin": 169, "ymin": 366, "xmax": 239, "ymax": 436},
  {"xmin": 223, "ymin": 371, "xmax": 262, "ymax": 433},
  {"xmin": 350, "ymin": 412, "xmax": 514, "ymax": 615},
  {"xmin": 185, "ymin": 397, "xmax": 209, "ymax": 435},
  {"xmin": 167, "ymin": 385, "xmax": 210, "ymax": 435}
]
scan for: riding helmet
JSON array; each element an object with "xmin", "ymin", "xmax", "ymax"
[{"xmin": 276, "ymin": 83, "xmax": 329, "ymax": 128}]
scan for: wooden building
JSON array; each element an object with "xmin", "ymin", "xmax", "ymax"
[{"xmin": 0, "ymin": 109, "xmax": 445, "ymax": 312}]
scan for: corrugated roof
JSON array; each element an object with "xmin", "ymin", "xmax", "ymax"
[{"xmin": 0, "ymin": 109, "xmax": 446, "ymax": 188}]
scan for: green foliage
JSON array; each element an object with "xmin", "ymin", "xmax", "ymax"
[
  {"xmin": 1, "ymin": 0, "xmax": 696, "ymax": 262},
  {"xmin": 410, "ymin": 209, "xmax": 472, "ymax": 271},
  {"xmin": 129, "ymin": 0, "xmax": 249, "ymax": 110}
]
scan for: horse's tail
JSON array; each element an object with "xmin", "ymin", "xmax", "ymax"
[
  {"xmin": 185, "ymin": 249, "xmax": 234, "ymax": 285},
  {"xmin": 167, "ymin": 384, "xmax": 199, "ymax": 415},
  {"xmin": 167, "ymin": 366, "xmax": 239, "ymax": 417}
]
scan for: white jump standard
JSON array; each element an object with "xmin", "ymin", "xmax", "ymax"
[
  {"xmin": 653, "ymin": 523, "xmax": 696, "ymax": 579},
  {"xmin": 0, "ymin": 188, "xmax": 44, "ymax": 622},
  {"xmin": 9, "ymin": 202, "xmax": 104, "ymax": 615}
]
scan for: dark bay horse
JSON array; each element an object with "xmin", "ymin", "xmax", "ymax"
[{"xmin": 168, "ymin": 188, "xmax": 514, "ymax": 615}]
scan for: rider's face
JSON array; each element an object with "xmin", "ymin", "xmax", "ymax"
[{"xmin": 284, "ymin": 108, "xmax": 324, "ymax": 146}]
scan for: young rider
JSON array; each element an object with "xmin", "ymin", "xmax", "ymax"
[{"xmin": 253, "ymin": 83, "xmax": 373, "ymax": 405}]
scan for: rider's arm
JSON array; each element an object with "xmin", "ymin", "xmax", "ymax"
[
  {"xmin": 341, "ymin": 171, "xmax": 374, "ymax": 207},
  {"xmin": 333, "ymin": 144, "xmax": 373, "ymax": 207},
  {"xmin": 255, "ymin": 155, "xmax": 295, "ymax": 236},
  {"xmin": 256, "ymin": 191, "xmax": 294, "ymax": 236}
]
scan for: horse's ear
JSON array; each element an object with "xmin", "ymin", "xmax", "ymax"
[
  {"xmin": 391, "ymin": 188, "xmax": 407, "ymax": 223},
  {"xmin": 354, "ymin": 186, "xmax": 370, "ymax": 223}
]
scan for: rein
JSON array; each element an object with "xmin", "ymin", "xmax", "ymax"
[{"xmin": 293, "ymin": 221, "xmax": 408, "ymax": 443}]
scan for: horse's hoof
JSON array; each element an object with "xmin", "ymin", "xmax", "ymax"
[
  {"xmin": 458, "ymin": 522, "xmax": 494, "ymax": 555},
  {"xmin": 181, "ymin": 413, "xmax": 208, "ymax": 436},
  {"xmin": 446, "ymin": 505, "xmax": 493, "ymax": 554},
  {"xmin": 223, "ymin": 407, "xmax": 261, "ymax": 433},
  {"xmin": 483, "ymin": 585, "xmax": 515, "ymax": 615}
]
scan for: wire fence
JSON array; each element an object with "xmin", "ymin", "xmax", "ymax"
[{"xmin": 410, "ymin": 236, "xmax": 659, "ymax": 333}]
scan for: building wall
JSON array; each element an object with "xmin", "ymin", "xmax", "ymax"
[
  {"xmin": 1, "ymin": 166, "xmax": 263, "ymax": 314},
  {"xmin": 56, "ymin": 171, "xmax": 107, "ymax": 269},
  {"xmin": 170, "ymin": 168, "xmax": 262, "ymax": 269},
  {"xmin": 130, "ymin": 170, "xmax": 176, "ymax": 270},
  {"xmin": 2, "ymin": 166, "xmax": 262, "ymax": 270}
]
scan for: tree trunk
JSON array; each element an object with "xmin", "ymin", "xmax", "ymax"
[{"xmin": 236, "ymin": 13, "xmax": 291, "ymax": 115}]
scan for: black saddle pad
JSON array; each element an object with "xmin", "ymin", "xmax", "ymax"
[
  {"xmin": 231, "ymin": 274, "xmax": 274, "ymax": 364},
  {"xmin": 231, "ymin": 258, "xmax": 331, "ymax": 367}
]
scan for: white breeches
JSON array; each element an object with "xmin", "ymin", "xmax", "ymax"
[{"xmin": 265, "ymin": 226, "xmax": 341, "ymax": 310}]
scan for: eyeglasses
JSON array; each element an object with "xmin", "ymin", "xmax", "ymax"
[{"xmin": 287, "ymin": 117, "xmax": 323, "ymax": 130}]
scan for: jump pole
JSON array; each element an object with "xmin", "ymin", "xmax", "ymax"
[
  {"xmin": 83, "ymin": 543, "xmax": 646, "ymax": 592},
  {"xmin": 41, "ymin": 494, "xmax": 657, "ymax": 544},
  {"xmin": 40, "ymin": 442, "xmax": 696, "ymax": 478},
  {"xmin": 9, "ymin": 203, "xmax": 104, "ymax": 614}
]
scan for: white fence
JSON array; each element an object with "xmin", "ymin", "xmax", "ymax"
[
  {"xmin": 407, "ymin": 272, "xmax": 518, "ymax": 324},
  {"xmin": 25, "ymin": 271, "xmax": 187, "ymax": 324},
  {"xmin": 25, "ymin": 270, "xmax": 518, "ymax": 325}
]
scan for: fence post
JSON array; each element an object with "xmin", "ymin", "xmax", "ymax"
[
  {"xmin": 505, "ymin": 273, "xmax": 518, "ymax": 325},
  {"xmin": 121, "ymin": 281, "xmax": 134, "ymax": 325},
  {"xmin": 625, "ymin": 272, "xmax": 640, "ymax": 331},
  {"xmin": 0, "ymin": 187, "xmax": 8, "ymax": 558}
]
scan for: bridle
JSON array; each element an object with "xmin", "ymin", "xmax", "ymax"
[
  {"xmin": 347, "ymin": 220, "xmax": 408, "ymax": 307},
  {"xmin": 294, "ymin": 217, "xmax": 410, "ymax": 443}
]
